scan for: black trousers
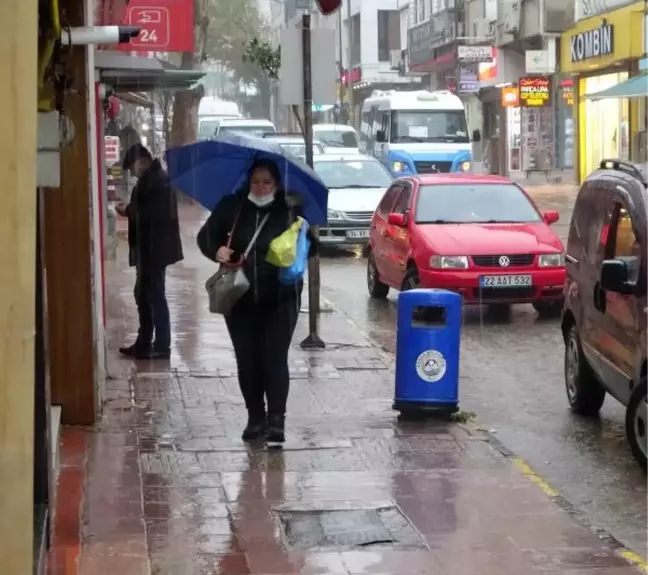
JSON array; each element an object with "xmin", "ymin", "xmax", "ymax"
[
  {"xmin": 225, "ymin": 299, "xmax": 300, "ymax": 418},
  {"xmin": 134, "ymin": 265, "xmax": 171, "ymax": 350}
]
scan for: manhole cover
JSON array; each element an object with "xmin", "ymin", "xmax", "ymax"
[{"xmin": 277, "ymin": 507, "xmax": 425, "ymax": 551}]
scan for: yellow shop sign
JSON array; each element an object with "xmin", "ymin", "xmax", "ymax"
[{"xmin": 561, "ymin": 1, "xmax": 645, "ymax": 74}]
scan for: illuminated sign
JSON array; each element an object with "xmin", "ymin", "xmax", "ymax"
[
  {"xmin": 501, "ymin": 86, "xmax": 519, "ymax": 107},
  {"xmin": 519, "ymin": 76, "xmax": 551, "ymax": 107}
]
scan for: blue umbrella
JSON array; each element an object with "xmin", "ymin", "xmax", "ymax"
[{"xmin": 164, "ymin": 133, "xmax": 329, "ymax": 225}]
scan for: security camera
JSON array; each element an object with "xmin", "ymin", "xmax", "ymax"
[{"xmin": 60, "ymin": 26, "xmax": 141, "ymax": 47}]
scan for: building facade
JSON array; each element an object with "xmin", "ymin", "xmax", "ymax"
[
  {"xmin": 561, "ymin": 1, "xmax": 646, "ymax": 181},
  {"xmin": 402, "ymin": 0, "xmax": 579, "ymax": 177}
]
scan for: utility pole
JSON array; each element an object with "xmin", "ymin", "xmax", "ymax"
[
  {"xmin": 300, "ymin": 12, "xmax": 325, "ymax": 350},
  {"xmin": 345, "ymin": 0, "xmax": 354, "ymax": 127}
]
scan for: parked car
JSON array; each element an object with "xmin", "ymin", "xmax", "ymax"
[
  {"xmin": 214, "ymin": 118, "xmax": 276, "ymax": 137},
  {"xmin": 261, "ymin": 133, "xmax": 325, "ymax": 156},
  {"xmin": 561, "ymin": 159, "xmax": 647, "ymax": 472},
  {"xmin": 366, "ymin": 174, "xmax": 566, "ymax": 315},
  {"xmin": 312, "ymin": 154, "xmax": 393, "ymax": 245},
  {"xmin": 313, "ymin": 123, "xmax": 360, "ymax": 155}
]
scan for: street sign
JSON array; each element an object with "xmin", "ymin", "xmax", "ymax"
[
  {"xmin": 279, "ymin": 28, "xmax": 337, "ymax": 107},
  {"xmin": 118, "ymin": 0, "xmax": 194, "ymax": 53}
]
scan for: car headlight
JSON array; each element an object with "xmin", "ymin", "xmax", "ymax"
[
  {"xmin": 327, "ymin": 209, "xmax": 343, "ymax": 220},
  {"xmin": 459, "ymin": 161, "xmax": 471, "ymax": 172},
  {"xmin": 430, "ymin": 255, "xmax": 469, "ymax": 269},
  {"xmin": 538, "ymin": 253, "xmax": 565, "ymax": 267},
  {"xmin": 392, "ymin": 161, "xmax": 407, "ymax": 172}
]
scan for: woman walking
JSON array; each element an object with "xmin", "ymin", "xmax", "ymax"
[{"xmin": 197, "ymin": 159, "xmax": 316, "ymax": 444}]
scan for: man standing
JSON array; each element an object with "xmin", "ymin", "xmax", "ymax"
[{"xmin": 116, "ymin": 144, "xmax": 183, "ymax": 359}]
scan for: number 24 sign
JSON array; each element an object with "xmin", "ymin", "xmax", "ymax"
[
  {"xmin": 119, "ymin": 0, "xmax": 194, "ymax": 53},
  {"xmin": 128, "ymin": 7, "xmax": 170, "ymax": 48}
]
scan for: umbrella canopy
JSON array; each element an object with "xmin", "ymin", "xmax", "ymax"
[
  {"xmin": 164, "ymin": 134, "xmax": 329, "ymax": 224},
  {"xmin": 586, "ymin": 73, "xmax": 648, "ymax": 101}
]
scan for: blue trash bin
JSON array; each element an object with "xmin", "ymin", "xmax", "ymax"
[{"xmin": 393, "ymin": 288, "xmax": 462, "ymax": 415}]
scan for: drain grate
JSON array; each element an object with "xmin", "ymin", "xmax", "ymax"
[{"xmin": 277, "ymin": 507, "xmax": 425, "ymax": 551}]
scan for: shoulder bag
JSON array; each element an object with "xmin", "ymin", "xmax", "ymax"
[{"xmin": 205, "ymin": 209, "xmax": 270, "ymax": 315}]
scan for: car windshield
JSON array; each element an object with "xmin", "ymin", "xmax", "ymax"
[
  {"xmin": 218, "ymin": 125, "xmax": 275, "ymax": 137},
  {"xmin": 415, "ymin": 184, "xmax": 542, "ymax": 224},
  {"xmin": 391, "ymin": 110, "xmax": 469, "ymax": 144},
  {"xmin": 198, "ymin": 120, "xmax": 219, "ymax": 139},
  {"xmin": 314, "ymin": 129, "xmax": 358, "ymax": 148},
  {"xmin": 314, "ymin": 159, "xmax": 392, "ymax": 189}
]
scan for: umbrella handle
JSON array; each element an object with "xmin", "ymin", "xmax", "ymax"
[{"xmin": 221, "ymin": 257, "xmax": 245, "ymax": 269}]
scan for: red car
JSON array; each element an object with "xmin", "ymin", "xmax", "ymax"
[{"xmin": 366, "ymin": 174, "xmax": 566, "ymax": 315}]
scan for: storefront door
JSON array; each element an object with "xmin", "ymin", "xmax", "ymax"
[{"xmin": 579, "ymin": 72, "xmax": 630, "ymax": 180}]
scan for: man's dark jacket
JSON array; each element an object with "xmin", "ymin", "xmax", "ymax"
[{"xmin": 127, "ymin": 159, "xmax": 183, "ymax": 268}]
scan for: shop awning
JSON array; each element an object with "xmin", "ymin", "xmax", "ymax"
[
  {"xmin": 586, "ymin": 73, "xmax": 648, "ymax": 101},
  {"xmin": 95, "ymin": 52, "xmax": 205, "ymax": 93}
]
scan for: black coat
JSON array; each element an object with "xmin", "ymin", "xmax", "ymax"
[
  {"xmin": 197, "ymin": 189, "xmax": 317, "ymax": 308},
  {"xmin": 127, "ymin": 159, "xmax": 183, "ymax": 269}
]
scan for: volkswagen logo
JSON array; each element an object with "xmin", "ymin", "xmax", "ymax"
[{"xmin": 498, "ymin": 255, "xmax": 510, "ymax": 267}]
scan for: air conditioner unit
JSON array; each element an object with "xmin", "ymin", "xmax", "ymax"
[
  {"xmin": 502, "ymin": 0, "xmax": 521, "ymax": 34},
  {"xmin": 473, "ymin": 19, "xmax": 492, "ymax": 38},
  {"xmin": 390, "ymin": 49, "xmax": 401, "ymax": 68}
]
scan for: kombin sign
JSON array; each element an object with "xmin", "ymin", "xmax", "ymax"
[{"xmin": 519, "ymin": 76, "xmax": 551, "ymax": 107}]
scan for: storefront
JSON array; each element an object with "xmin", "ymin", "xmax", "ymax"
[{"xmin": 561, "ymin": 2, "xmax": 646, "ymax": 182}]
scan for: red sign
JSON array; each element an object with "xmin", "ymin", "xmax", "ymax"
[
  {"xmin": 118, "ymin": 0, "xmax": 194, "ymax": 53},
  {"xmin": 342, "ymin": 67, "xmax": 362, "ymax": 86}
]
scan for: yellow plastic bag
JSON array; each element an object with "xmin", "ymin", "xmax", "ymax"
[{"xmin": 266, "ymin": 217, "xmax": 304, "ymax": 267}]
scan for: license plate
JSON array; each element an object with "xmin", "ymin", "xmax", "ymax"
[
  {"xmin": 346, "ymin": 230, "xmax": 370, "ymax": 239},
  {"xmin": 479, "ymin": 274, "xmax": 532, "ymax": 287}
]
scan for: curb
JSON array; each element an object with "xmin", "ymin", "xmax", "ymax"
[{"xmin": 483, "ymin": 430, "xmax": 648, "ymax": 574}]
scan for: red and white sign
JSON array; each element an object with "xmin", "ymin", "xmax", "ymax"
[
  {"xmin": 118, "ymin": 0, "xmax": 194, "ymax": 53},
  {"xmin": 104, "ymin": 136, "xmax": 121, "ymax": 165}
]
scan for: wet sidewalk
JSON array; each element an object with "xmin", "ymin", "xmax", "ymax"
[{"xmin": 49, "ymin": 207, "xmax": 642, "ymax": 575}]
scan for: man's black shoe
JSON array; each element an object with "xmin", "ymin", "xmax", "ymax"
[
  {"xmin": 148, "ymin": 348, "xmax": 171, "ymax": 360},
  {"xmin": 119, "ymin": 344, "xmax": 151, "ymax": 358},
  {"xmin": 242, "ymin": 414, "xmax": 266, "ymax": 442},
  {"xmin": 266, "ymin": 414, "xmax": 285, "ymax": 445}
]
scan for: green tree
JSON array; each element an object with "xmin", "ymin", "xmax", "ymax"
[
  {"xmin": 243, "ymin": 37, "xmax": 305, "ymax": 134},
  {"xmin": 170, "ymin": 0, "xmax": 265, "ymax": 146}
]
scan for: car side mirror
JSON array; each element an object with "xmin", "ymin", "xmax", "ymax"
[
  {"xmin": 472, "ymin": 129, "xmax": 481, "ymax": 143},
  {"xmin": 387, "ymin": 212, "xmax": 407, "ymax": 227},
  {"xmin": 600, "ymin": 259, "xmax": 634, "ymax": 294},
  {"xmin": 376, "ymin": 130, "xmax": 386, "ymax": 143},
  {"xmin": 543, "ymin": 210, "xmax": 560, "ymax": 225}
]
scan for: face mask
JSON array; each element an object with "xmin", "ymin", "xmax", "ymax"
[{"xmin": 248, "ymin": 192, "xmax": 275, "ymax": 207}]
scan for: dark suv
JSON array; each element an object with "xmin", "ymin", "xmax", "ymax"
[{"xmin": 561, "ymin": 159, "xmax": 647, "ymax": 471}]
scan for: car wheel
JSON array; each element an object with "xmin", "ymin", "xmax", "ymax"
[
  {"xmin": 533, "ymin": 300, "xmax": 563, "ymax": 317},
  {"xmin": 402, "ymin": 266, "xmax": 420, "ymax": 291},
  {"xmin": 564, "ymin": 325, "xmax": 606, "ymax": 416},
  {"xmin": 626, "ymin": 376, "xmax": 647, "ymax": 473},
  {"xmin": 367, "ymin": 251, "xmax": 389, "ymax": 299}
]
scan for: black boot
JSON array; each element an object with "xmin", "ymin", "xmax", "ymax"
[
  {"xmin": 242, "ymin": 413, "xmax": 266, "ymax": 442},
  {"xmin": 266, "ymin": 414, "xmax": 285, "ymax": 445}
]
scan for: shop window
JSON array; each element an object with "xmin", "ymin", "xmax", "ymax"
[{"xmin": 579, "ymin": 72, "xmax": 629, "ymax": 181}]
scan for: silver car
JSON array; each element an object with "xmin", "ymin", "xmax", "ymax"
[{"xmin": 313, "ymin": 155, "xmax": 394, "ymax": 245}]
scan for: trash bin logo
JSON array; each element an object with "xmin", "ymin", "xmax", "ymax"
[{"xmin": 415, "ymin": 349, "xmax": 447, "ymax": 383}]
